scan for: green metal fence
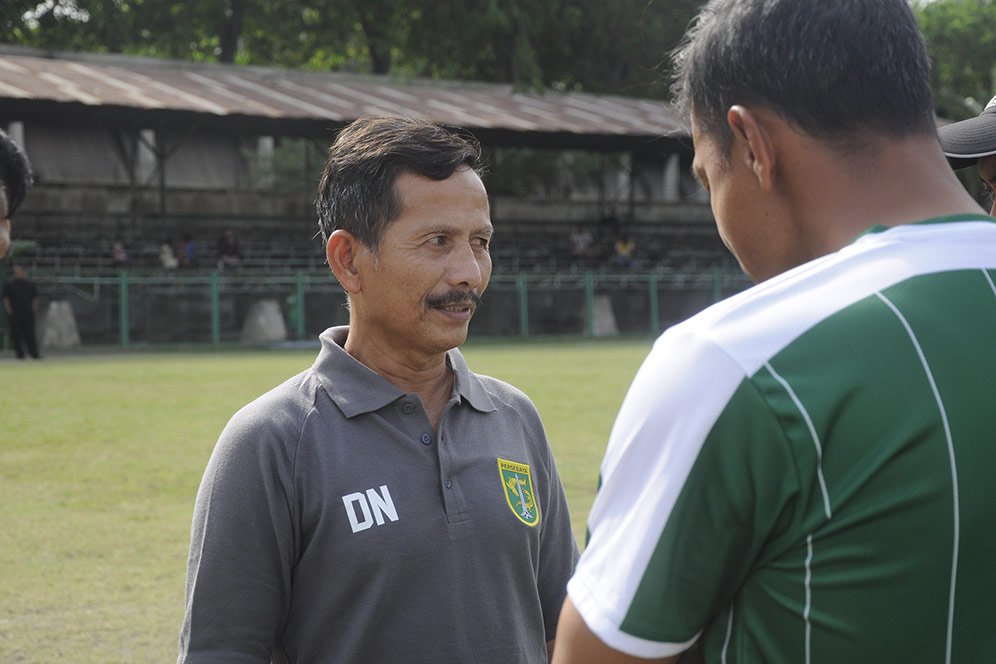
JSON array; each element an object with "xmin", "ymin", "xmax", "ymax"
[{"xmin": 23, "ymin": 269, "xmax": 751, "ymax": 348}]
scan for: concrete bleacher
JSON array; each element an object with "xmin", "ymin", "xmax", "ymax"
[
  {"xmin": 6, "ymin": 214, "xmax": 291, "ymax": 273},
  {"xmin": 490, "ymin": 219, "xmax": 736, "ymax": 274},
  {"xmin": 8, "ymin": 212, "xmax": 735, "ymax": 277}
]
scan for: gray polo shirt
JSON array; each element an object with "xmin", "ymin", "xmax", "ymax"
[{"xmin": 179, "ymin": 326, "xmax": 579, "ymax": 664}]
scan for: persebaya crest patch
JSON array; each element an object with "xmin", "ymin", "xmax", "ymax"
[{"xmin": 497, "ymin": 458, "xmax": 540, "ymax": 527}]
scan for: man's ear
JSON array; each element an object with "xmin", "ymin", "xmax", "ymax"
[
  {"xmin": 727, "ymin": 105, "xmax": 776, "ymax": 191},
  {"xmin": 326, "ymin": 230, "xmax": 363, "ymax": 293}
]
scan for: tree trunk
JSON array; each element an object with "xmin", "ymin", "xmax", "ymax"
[
  {"xmin": 359, "ymin": 12, "xmax": 392, "ymax": 75},
  {"xmin": 219, "ymin": 0, "xmax": 247, "ymax": 64},
  {"xmin": 508, "ymin": 0, "xmax": 542, "ymax": 89}
]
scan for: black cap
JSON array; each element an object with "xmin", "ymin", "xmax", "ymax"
[{"xmin": 938, "ymin": 95, "xmax": 996, "ymax": 170}]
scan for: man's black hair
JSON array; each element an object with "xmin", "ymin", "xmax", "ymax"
[
  {"xmin": 0, "ymin": 129, "xmax": 33, "ymax": 216},
  {"xmin": 671, "ymin": 0, "xmax": 936, "ymax": 153},
  {"xmin": 315, "ymin": 116, "xmax": 481, "ymax": 250}
]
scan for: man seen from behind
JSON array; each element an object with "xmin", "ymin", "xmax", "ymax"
[{"xmin": 554, "ymin": 1, "xmax": 996, "ymax": 662}]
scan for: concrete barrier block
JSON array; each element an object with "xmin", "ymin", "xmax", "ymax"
[
  {"xmin": 593, "ymin": 294, "xmax": 619, "ymax": 337},
  {"xmin": 240, "ymin": 299, "xmax": 288, "ymax": 343},
  {"xmin": 39, "ymin": 300, "xmax": 82, "ymax": 348}
]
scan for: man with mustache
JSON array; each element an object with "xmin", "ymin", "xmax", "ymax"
[{"xmin": 180, "ymin": 116, "xmax": 578, "ymax": 663}]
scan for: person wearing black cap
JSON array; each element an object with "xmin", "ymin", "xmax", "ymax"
[
  {"xmin": 938, "ymin": 95, "xmax": 996, "ymax": 216},
  {"xmin": 0, "ymin": 128, "xmax": 33, "ymax": 259}
]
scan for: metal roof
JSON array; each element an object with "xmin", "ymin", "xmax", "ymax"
[{"xmin": 0, "ymin": 45, "xmax": 688, "ymax": 150}]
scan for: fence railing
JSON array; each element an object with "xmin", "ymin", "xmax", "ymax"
[{"xmin": 12, "ymin": 269, "xmax": 752, "ymax": 349}]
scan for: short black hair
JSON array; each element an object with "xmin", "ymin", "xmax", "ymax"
[
  {"xmin": 0, "ymin": 129, "xmax": 33, "ymax": 217},
  {"xmin": 672, "ymin": 0, "xmax": 937, "ymax": 153},
  {"xmin": 315, "ymin": 116, "xmax": 482, "ymax": 250}
]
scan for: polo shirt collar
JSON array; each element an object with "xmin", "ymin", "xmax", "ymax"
[
  {"xmin": 447, "ymin": 344, "xmax": 498, "ymax": 413},
  {"xmin": 314, "ymin": 326, "xmax": 497, "ymax": 418},
  {"xmin": 854, "ymin": 213, "xmax": 996, "ymax": 241}
]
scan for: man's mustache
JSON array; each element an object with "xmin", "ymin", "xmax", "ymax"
[{"xmin": 426, "ymin": 290, "xmax": 484, "ymax": 309}]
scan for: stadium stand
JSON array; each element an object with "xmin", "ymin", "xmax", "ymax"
[{"xmin": 10, "ymin": 214, "xmax": 735, "ymax": 276}]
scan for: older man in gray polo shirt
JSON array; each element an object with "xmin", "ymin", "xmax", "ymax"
[{"xmin": 179, "ymin": 116, "xmax": 579, "ymax": 664}]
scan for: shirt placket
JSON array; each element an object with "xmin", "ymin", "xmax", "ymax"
[
  {"xmin": 396, "ymin": 394, "xmax": 469, "ymax": 526},
  {"xmin": 437, "ymin": 397, "xmax": 470, "ymax": 525}
]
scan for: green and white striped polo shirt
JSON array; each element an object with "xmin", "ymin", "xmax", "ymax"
[{"xmin": 569, "ymin": 216, "xmax": 996, "ymax": 663}]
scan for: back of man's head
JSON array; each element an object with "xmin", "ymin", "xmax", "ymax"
[
  {"xmin": 316, "ymin": 116, "xmax": 481, "ymax": 250},
  {"xmin": 0, "ymin": 129, "xmax": 33, "ymax": 218},
  {"xmin": 672, "ymin": 0, "xmax": 936, "ymax": 154}
]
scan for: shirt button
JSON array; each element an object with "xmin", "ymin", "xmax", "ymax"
[
  {"xmin": 420, "ymin": 433, "xmax": 432, "ymax": 445},
  {"xmin": 445, "ymin": 477, "xmax": 452, "ymax": 488},
  {"xmin": 401, "ymin": 403, "xmax": 415, "ymax": 414}
]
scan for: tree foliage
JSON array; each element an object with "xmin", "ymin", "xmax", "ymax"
[
  {"xmin": 2, "ymin": 0, "xmax": 246, "ymax": 62},
  {"xmin": 0, "ymin": 0, "xmax": 705, "ymax": 97},
  {"xmin": 5, "ymin": 1, "xmax": 995, "ymax": 111},
  {"xmin": 914, "ymin": 0, "xmax": 996, "ymax": 120}
]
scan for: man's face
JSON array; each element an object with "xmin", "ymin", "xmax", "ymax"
[
  {"xmin": 691, "ymin": 114, "xmax": 769, "ymax": 281},
  {"xmin": 979, "ymin": 154, "xmax": 996, "ymax": 216},
  {"xmin": 691, "ymin": 110, "xmax": 797, "ymax": 282},
  {"xmin": 352, "ymin": 167, "xmax": 493, "ymax": 359}
]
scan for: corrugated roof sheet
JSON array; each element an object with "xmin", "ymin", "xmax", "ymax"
[{"xmin": 0, "ymin": 46, "xmax": 687, "ymax": 143}]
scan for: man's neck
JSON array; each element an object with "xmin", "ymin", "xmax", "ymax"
[
  {"xmin": 785, "ymin": 133, "xmax": 987, "ymax": 258},
  {"xmin": 344, "ymin": 331, "xmax": 455, "ymax": 430}
]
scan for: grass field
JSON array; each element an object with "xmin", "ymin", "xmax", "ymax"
[{"xmin": 0, "ymin": 338, "xmax": 652, "ymax": 662}]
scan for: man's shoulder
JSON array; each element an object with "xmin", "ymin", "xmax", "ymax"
[
  {"xmin": 239, "ymin": 366, "xmax": 321, "ymax": 415},
  {"xmin": 223, "ymin": 367, "xmax": 322, "ymax": 444},
  {"xmin": 653, "ymin": 263, "xmax": 837, "ymax": 380},
  {"xmin": 473, "ymin": 373, "xmax": 537, "ymax": 412},
  {"xmin": 470, "ymin": 372, "xmax": 548, "ymax": 434},
  {"xmin": 667, "ymin": 225, "xmax": 981, "ymax": 376}
]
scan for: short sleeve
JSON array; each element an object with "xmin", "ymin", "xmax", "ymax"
[
  {"xmin": 499, "ymin": 384, "xmax": 581, "ymax": 642},
  {"xmin": 178, "ymin": 404, "xmax": 300, "ymax": 663},
  {"xmin": 567, "ymin": 330, "xmax": 797, "ymax": 659},
  {"xmin": 536, "ymin": 442, "xmax": 580, "ymax": 640}
]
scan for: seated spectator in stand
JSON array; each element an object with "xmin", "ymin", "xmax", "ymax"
[
  {"xmin": 112, "ymin": 241, "xmax": 129, "ymax": 268},
  {"xmin": 160, "ymin": 238, "xmax": 179, "ymax": 270},
  {"xmin": 609, "ymin": 234, "xmax": 636, "ymax": 269},
  {"xmin": 177, "ymin": 234, "xmax": 197, "ymax": 268},
  {"xmin": 0, "ymin": 129, "xmax": 33, "ymax": 259},
  {"xmin": 216, "ymin": 228, "xmax": 241, "ymax": 270},
  {"xmin": 569, "ymin": 224, "xmax": 595, "ymax": 266},
  {"xmin": 938, "ymin": 94, "xmax": 996, "ymax": 215}
]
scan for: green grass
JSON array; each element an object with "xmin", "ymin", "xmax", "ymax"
[{"xmin": 0, "ymin": 339, "xmax": 651, "ymax": 662}]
